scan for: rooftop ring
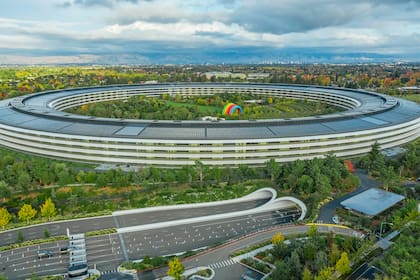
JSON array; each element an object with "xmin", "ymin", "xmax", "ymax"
[{"xmin": 0, "ymin": 83, "xmax": 419, "ymax": 166}]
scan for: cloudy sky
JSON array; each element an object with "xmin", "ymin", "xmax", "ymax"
[{"xmin": 0, "ymin": 0, "xmax": 419, "ymax": 64}]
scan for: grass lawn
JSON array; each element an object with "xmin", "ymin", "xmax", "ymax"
[
  {"xmin": 164, "ymin": 100, "xmax": 221, "ymax": 114},
  {"xmin": 400, "ymin": 93, "xmax": 420, "ymax": 104}
]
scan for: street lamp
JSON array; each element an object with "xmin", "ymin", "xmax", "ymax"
[{"xmin": 379, "ymin": 222, "xmax": 393, "ymax": 239}]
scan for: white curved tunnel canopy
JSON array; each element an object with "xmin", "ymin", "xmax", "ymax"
[{"xmin": 114, "ymin": 188, "xmax": 306, "ymax": 234}]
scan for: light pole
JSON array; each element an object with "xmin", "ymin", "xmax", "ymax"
[{"xmin": 379, "ymin": 222, "xmax": 393, "ymax": 239}]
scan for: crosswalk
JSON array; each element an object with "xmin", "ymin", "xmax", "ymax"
[
  {"xmin": 100, "ymin": 268, "xmax": 118, "ymax": 275},
  {"xmin": 100, "ymin": 268, "xmax": 139, "ymax": 280},
  {"xmin": 209, "ymin": 258, "xmax": 238, "ymax": 269}
]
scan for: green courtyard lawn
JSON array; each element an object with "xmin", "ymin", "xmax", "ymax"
[{"xmin": 400, "ymin": 93, "xmax": 420, "ymax": 104}]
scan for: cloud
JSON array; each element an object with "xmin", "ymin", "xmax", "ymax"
[
  {"xmin": 0, "ymin": 54, "xmax": 100, "ymax": 65},
  {"xmin": 107, "ymin": 0, "xmax": 231, "ymax": 25},
  {"xmin": 0, "ymin": 0, "xmax": 420, "ymax": 63},
  {"xmin": 59, "ymin": 0, "xmax": 140, "ymax": 8},
  {"xmin": 225, "ymin": 0, "xmax": 374, "ymax": 34}
]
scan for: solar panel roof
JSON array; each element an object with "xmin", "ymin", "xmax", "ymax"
[{"xmin": 340, "ymin": 188, "xmax": 405, "ymax": 216}]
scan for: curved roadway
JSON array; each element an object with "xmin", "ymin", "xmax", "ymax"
[
  {"xmin": 0, "ymin": 188, "xmax": 275, "ymax": 247},
  {"xmin": 169, "ymin": 224, "xmax": 363, "ymax": 280},
  {"xmin": 0, "ymin": 188, "xmax": 306, "ymax": 279}
]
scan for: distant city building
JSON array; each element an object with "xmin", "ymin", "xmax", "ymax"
[
  {"xmin": 203, "ymin": 71, "xmax": 246, "ymax": 80},
  {"xmin": 247, "ymin": 73, "xmax": 270, "ymax": 80},
  {"xmin": 398, "ymin": 86, "xmax": 420, "ymax": 93}
]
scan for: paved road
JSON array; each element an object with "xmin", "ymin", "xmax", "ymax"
[
  {"xmin": 0, "ymin": 198, "xmax": 269, "ymax": 247},
  {"xmin": 141, "ymin": 224, "xmax": 362, "ymax": 280},
  {"xmin": 0, "ymin": 189, "xmax": 302, "ymax": 279},
  {"xmin": 317, "ymin": 169, "xmax": 381, "ymax": 223},
  {"xmin": 0, "ymin": 239, "xmax": 69, "ymax": 279},
  {"xmin": 0, "ymin": 216, "xmax": 116, "ymax": 247},
  {"xmin": 121, "ymin": 208, "xmax": 300, "ymax": 259},
  {"xmin": 115, "ymin": 198, "xmax": 269, "ymax": 228},
  {"xmin": 0, "ymin": 207, "xmax": 300, "ymax": 279}
]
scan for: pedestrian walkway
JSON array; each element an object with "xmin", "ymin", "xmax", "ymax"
[
  {"xmin": 232, "ymin": 244, "xmax": 273, "ymax": 262},
  {"xmin": 100, "ymin": 268, "xmax": 118, "ymax": 275},
  {"xmin": 208, "ymin": 258, "xmax": 238, "ymax": 269}
]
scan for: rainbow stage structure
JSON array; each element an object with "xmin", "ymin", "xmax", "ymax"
[{"xmin": 223, "ymin": 103, "xmax": 243, "ymax": 115}]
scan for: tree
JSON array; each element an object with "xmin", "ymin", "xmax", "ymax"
[
  {"xmin": 335, "ymin": 252, "xmax": 351, "ymax": 275},
  {"xmin": 303, "ymin": 241, "xmax": 316, "ymax": 261},
  {"xmin": 314, "ymin": 251, "xmax": 329, "ymax": 273},
  {"xmin": 40, "ymin": 197, "xmax": 57, "ymax": 221},
  {"xmin": 366, "ymin": 142, "xmax": 385, "ymax": 174},
  {"xmin": 314, "ymin": 267, "xmax": 334, "ymax": 280},
  {"xmin": 401, "ymin": 143, "xmax": 419, "ymax": 176},
  {"xmin": 17, "ymin": 230, "xmax": 24, "ymax": 243},
  {"xmin": 0, "ymin": 207, "xmax": 12, "ymax": 229},
  {"xmin": 379, "ymin": 166, "xmax": 396, "ymax": 191},
  {"xmin": 266, "ymin": 159, "xmax": 280, "ymax": 182},
  {"xmin": 194, "ymin": 161, "xmax": 205, "ymax": 186},
  {"xmin": 297, "ymin": 175, "xmax": 314, "ymax": 194},
  {"xmin": 18, "ymin": 204, "xmax": 37, "ymax": 224},
  {"xmin": 329, "ymin": 243, "xmax": 341, "ymax": 266},
  {"xmin": 289, "ymin": 250, "xmax": 303, "ymax": 278},
  {"xmin": 96, "ymin": 173, "xmax": 108, "ymax": 187},
  {"xmin": 308, "ymin": 224, "xmax": 318, "ymax": 237},
  {"xmin": 272, "ymin": 232, "xmax": 285, "ymax": 244},
  {"xmin": 0, "ymin": 180, "xmax": 11, "ymax": 203},
  {"xmin": 272, "ymin": 241, "xmax": 290, "ymax": 259},
  {"xmin": 167, "ymin": 257, "xmax": 184, "ymax": 280},
  {"xmin": 272, "ymin": 261, "xmax": 291, "ymax": 280},
  {"xmin": 17, "ymin": 172, "xmax": 31, "ymax": 191},
  {"xmin": 303, "ymin": 267, "xmax": 312, "ymax": 280}
]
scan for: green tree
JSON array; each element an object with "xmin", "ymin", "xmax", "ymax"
[
  {"xmin": 266, "ymin": 159, "xmax": 280, "ymax": 182},
  {"xmin": 297, "ymin": 175, "xmax": 314, "ymax": 194},
  {"xmin": 0, "ymin": 180, "xmax": 11, "ymax": 203},
  {"xmin": 303, "ymin": 267, "xmax": 312, "ymax": 280},
  {"xmin": 308, "ymin": 224, "xmax": 318, "ymax": 237},
  {"xmin": 17, "ymin": 230, "xmax": 24, "ymax": 243},
  {"xmin": 194, "ymin": 161, "xmax": 205, "ymax": 186},
  {"xmin": 315, "ymin": 251, "xmax": 329, "ymax": 273},
  {"xmin": 303, "ymin": 241, "xmax": 316, "ymax": 261},
  {"xmin": 401, "ymin": 143, "xmax": 419, "ymax": 176},
  {"xmin": 167, "ymin": 257, "xmax": 184, "ymax": 280},
  {"xmin": 314, "ymin": 267, "xmax": 334, "ymax": 280},
  {"xmin": 379, "ymin": 166, "xmax": 396, "ymax": 191},
  {"xmin": 272, "ymin": 261, "xmax": 291, "ymax": 280},
  {"xmin": 329, "ymin": 243, "xmax": 341, "ymax": 265},
  {"xmin": 377, "ymin": 220, "xmax": 420, "ymax": 279},
  {"xmin": 44, "ymin": 228, "xmax": 50, "ymax": 238},
  {"xmin": 0, "ymin": 207, "xmax": 12, "ymax": 229},
  {"xmin": 96, "ymin": 173, "xmax": 108, "ymax": 187},
  {"xmin": 40, "ymin": 197, "xmax": 57, "ymax": 221},
  {"xmin": 289, "ymin": 250, "xmax": 303, "ymax": 278},
  {"xmin": 17, "ymin": 172, "xmax": 31, "ymax": 191},
  {"xmin": 335, "ymin": 252, "xmax": 351, "ymax": 275},
  {"xmin": 18, "ymin": 204, "xmax": 37, "ymax": 224},
  {"xmin": 366, "ymin": 142, "xmax": 385, "ymax": 174}
]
